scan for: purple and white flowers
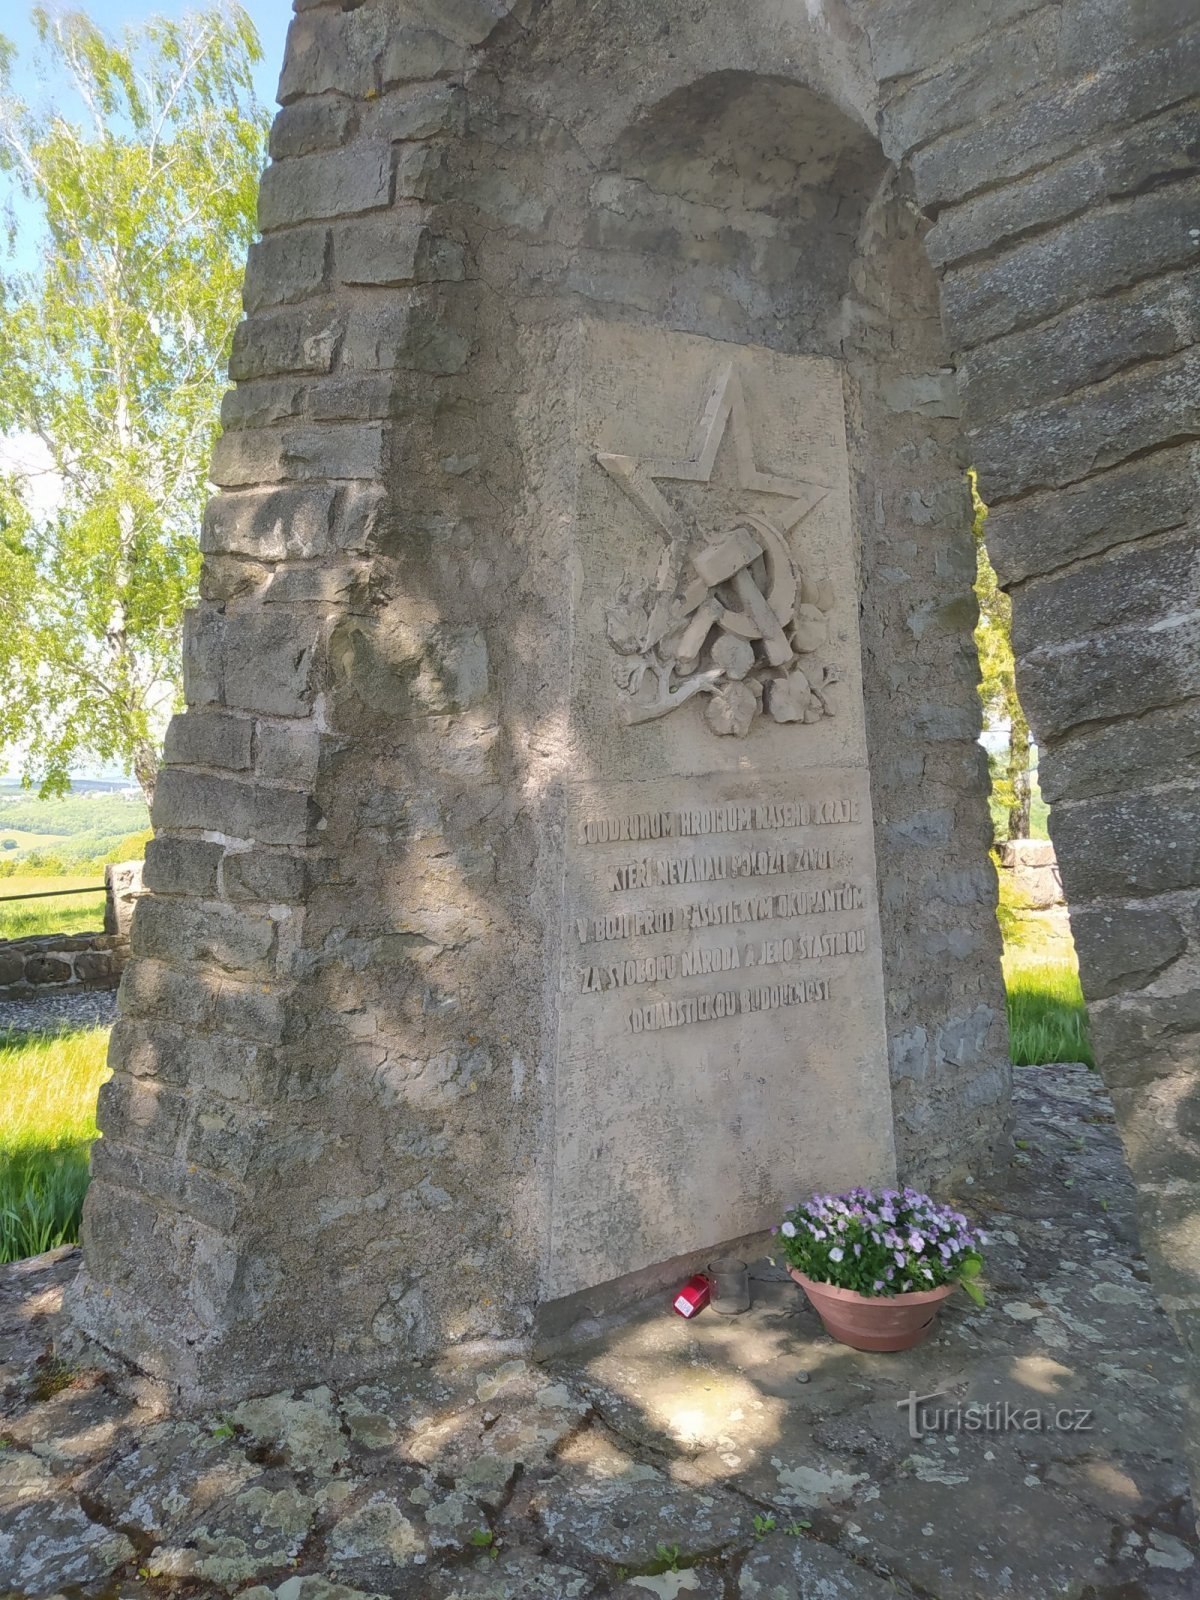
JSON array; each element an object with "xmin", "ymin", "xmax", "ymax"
[{"xmin": 773, "ymin": 1186, "xmax": 987, "ymax": 1303}]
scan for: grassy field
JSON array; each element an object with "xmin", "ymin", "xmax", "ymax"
[
  {"xmin": 0, "ymin": 1025, "xmax": 110, "ymax": 1264},
  {"xmin": 1004, "ymin": 950, "xmax": 1093, "ymax": 1068},
  {"xmin": 0, "ymin": 874, "xmax": 107, "ymax": 939},
  {"xmin": 0, "ymin": 828, "xmax": 70, "ymax": 854}
]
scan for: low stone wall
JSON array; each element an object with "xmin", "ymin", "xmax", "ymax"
[
  {"xmin": 0, "ymin": 932, "xmax": 129, "ymax": 1000},
  {"xmin": 998, "ymin": 839, "xmax": 1065, "ymax": 910},
  {"xmin": 0, "ymin": 861, "xmax": 144, "ymax": 1003}
]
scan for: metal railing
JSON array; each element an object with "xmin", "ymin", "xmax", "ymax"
[{"xmin": 0, "ymin": 884, "xmax": 104, "ymax": 902}]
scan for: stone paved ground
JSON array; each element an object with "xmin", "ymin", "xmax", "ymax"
[
  {"xmin": 0, "ymin": 1064, "xmax": 1195, "ymax": 1599},
  {"xmin": 0, "ymin": 990, "xmax": 117, "ymax": 1036}
]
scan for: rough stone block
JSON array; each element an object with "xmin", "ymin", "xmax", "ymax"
[
  {"xmin": 132, "ymin": 897, "xmax": 279, "ymax": 978},
  {"xmin": 960, "ymin": 268, "xmax": 1200, "ymax": 424},
  {"xmin": 329, "ymin": 615, "xmax": 490, "ymax": 726},
  {"xmin": 339, "ymin": 296, "xmax": 472, "ymax": 374},
  {"xmin": 243, "ymin": 228, "xmax": 331, "ymax": 312},
  {"xmin": 402, "ymin": 0, "xmax": 515, "ymax": 48},
  {"xmin": 73, "ymin": 949, "xmax": 116, "ymax": 985},
  {"xmin": 258, "ymin": 144, "xmax": 393, "ymax": 232},
  {"xmin": 152, "ymin": 769, "xmax": 315, "ymax": 848},
  {"xmin": 880, "ymin": 8, "xmax": 1060, "ymax": 154},
  {"xmin": 984, "ymin": 444, "xmax": 1197, "ymax": 585},
  {"xmin": 269, "ymin": 97, "xmax": 355, "ymax": 162},
  {"xmin": 181, "ymin": 606, "xmax": 225, "ymax": 708},
  {"xmin": 1040, "ymin": 702, "xmax": 1200, "ymax": 805},
  {"xmin": 1052, "ymin": 786, "xmax": 1200, "ymax": 899},
  {"xmin": 1059, "ymin": 0, "xmax": 1198, "ymax": 75},
  {"xmin": 278, "ymin": 6, "xmax": 388, "ymax": 101},
  {"xmin": 25, "ymin": 954, "xmax": 71, "ymax": 985},
  {"xmin": 117, "ymin": 957, "xmax": 216, "ymax": 1030},
  {"xmin": 972, "ymin": 347, "xmax": 1199, "ymax": 500},
  {"xmin": 211, "ymin": 421, "xmax": 388, "ymax": 490},
  {"xmin": 879, "ymin": 370, "xmax": 960, "ymax": 417},
  {"xmin": 255, "ymin": 722, "xmax": 322, "ymax": 787},
  {"xmin": 296, "ymin": 420, "xmax": 391, "ymax": 480},
  {"xmin": 381, "ymin": 24, "xmax": 467, "ymax": 83},
  {"xmin": 97, "ymin": 1072, "xmax": 186, "ymax": 1159},
  {"xmin": 1088, "ymin": 991, "xmax": 1200, "ymax": 1085},
  {"xmin": 221, "ymin": 609, "xmax": 319, "ymax": 720},
  {"xmin": 202, "ymin": 484, "xmax": 337, "ymax": 562},
  {"xmin": 928, "ymin": 108, "xmax": 1200, "ymax": 271},
  {"xmin": 1012, "ymin": 531, "xmax": 1199, "ymax": 656},
  {"xmin": 221, "ymin": 849, "xmax": 309, "ymax": 905},
  {"xmin": 940, "ymin": 182, "xmax": 1200, "ymax": 350},
  {"xmin": 331, "ymin": 482, "xmax": 390, "ymax": 552},
  {"xmin": 884, "ymin": 809, "xmax": 955, "ymax": 848},
  {"xmin": 912, "ymin": 30, "xmax": 1200, "ymax": 206},
  {"xmin": 372, "ymin": 83, "xmax": 467, "ymax": 141},
  {"xmin": 185, "ymin": 1100, "xmax": 265, "ymax": 1181},
  {"xmin": 334, "ymin": 220, "xmax": 465, "ymax": 288},
  {"xmin": 163, "ymin": 712, "xmax": 253, "ymax": 772},
  {"xmin": 88, "ymin": 1137, "xmax": 244, "ymax": 1235},
  {"xmin": 1071, "ymin": 903, "xmax": 1187, "ymax": 1000},
  {"xmin": 866, "ymin": 0, "xmax": 1044, "ymax": 83},
  {"xmin": 390, "ymin": 142, "xmax": 446, "ymax": 202},
  {"xmin": 142, "ymin": 838, "xmax": 224, "ymax": 899},
  {"xmin": 228, "ymin": 306, "xmax": 342, "ymax": 383},
  {"xmin": 220, "ymin": 380, "xmax": 307, "ymax": 433},
  {"xmin": 119, "ymin": 963, "xmax": 284, "ymax": 1045},
  {"xmin": 261, "ymin": 560, "xmax": 369, "ymax": 608},
  {"xmin": 1020, "ymin": 613, "xmax": 1200, "ymax": 741}
]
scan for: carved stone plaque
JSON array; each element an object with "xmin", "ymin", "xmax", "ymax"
[{"xmin": 547, "ymin": 326, "xmax": 895, "ymax": 1300}]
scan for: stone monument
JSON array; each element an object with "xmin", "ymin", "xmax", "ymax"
[{"xmin": 70, "ymin": 0, "xmax": 1197, "ymax": 1445}]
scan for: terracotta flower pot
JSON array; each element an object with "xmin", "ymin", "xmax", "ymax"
[{"xmin": 788, "ymin": 1267, "xmax": 956, "ymax": 1351}]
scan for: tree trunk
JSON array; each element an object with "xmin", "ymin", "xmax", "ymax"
[
  {"xmin": 1007, "ymin": 704, "xmax": 1032, "ymax": 841},
  {"xmin": 132, "ymin": 738, "xmax": 158, "ymax": 810}
]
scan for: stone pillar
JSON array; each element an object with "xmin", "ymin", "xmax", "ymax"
[
  {"xmin": 864, "ymin": 0, "xmax": 1200, "ymax": 1478},
  {"xmin": 103, "ymin": 861, "xmax": 145, "ymax": 940}
]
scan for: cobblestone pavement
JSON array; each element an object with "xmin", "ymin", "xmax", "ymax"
[
  {"xmin": 0, "ymin": 990, "xmax": 117, "ymax": 1036},
  {"xmin": 0, "ymin": 1064, "xmax": 1195, "ymax": 1598}
]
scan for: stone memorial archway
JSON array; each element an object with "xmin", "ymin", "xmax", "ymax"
[{"xmin": 70, "ymin": 0, "xmax": 1197, "ymax": 1480}]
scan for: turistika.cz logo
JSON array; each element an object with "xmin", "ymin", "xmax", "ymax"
[{"xmin": 897, "ymin": 1389, "xmax": 1095, "ymax": 1441}]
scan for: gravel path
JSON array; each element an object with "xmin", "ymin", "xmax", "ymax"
[{"xmin": 0, "ymin": 989, "xmax": 117, "ymax": 1037}]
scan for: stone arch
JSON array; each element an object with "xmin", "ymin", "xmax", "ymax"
[{"xmin": 70, "ymin": 0, "xmax": 1194, "ymax": 1455}]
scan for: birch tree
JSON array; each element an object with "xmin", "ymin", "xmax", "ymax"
[
  {"xmin": 971, "ymin": 469, "xmax": 1033, "ymax": 841},
  {"xmin": 0, "ymin": 4, "xmax": 268, "ymax": 801}
]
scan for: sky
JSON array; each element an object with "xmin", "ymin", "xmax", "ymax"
[{"xmin": 2, "ymin": 0, "xmax": 292, "ymax": 113}]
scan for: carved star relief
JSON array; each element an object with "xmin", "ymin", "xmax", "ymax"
[
  {"xmin": 596, "ymin": 362, "xmax": 830, "ymax": 550},
  {"xmin": 595, "ymin": 363, "xmax": 840, "ymax": 735}
]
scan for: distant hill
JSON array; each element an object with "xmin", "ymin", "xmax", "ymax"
[{"xmin": 0, "ymin": 788, "xmax": 150, "ymax": 874}]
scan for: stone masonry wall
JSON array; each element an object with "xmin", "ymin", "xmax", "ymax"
[
  {"xmin": 855, "ymin": 0, "xmax": 1200, "ymax": 1470},
  {"xmin": 0, "ymin": 933, "xmax": 128, "ymax": 1002},
  {"xmin": 72, "ymin": 0, "xmax": 1197, "ymax": 1430},
  {"xmin": 0, "ymin": 863, "xmax": 144, "ymax": 1001},
  {"xmin": 71, "ymin": 0, "xmax": 1006, "ymax": 1400}
]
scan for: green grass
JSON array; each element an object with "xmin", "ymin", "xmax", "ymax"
[
  {"xmin": 0, "ymin": 1026, "xmax": 110, "ymax": 1264},
  {"xmin": 0, "ymin": 874, "xmax": 107, "ymax": 939},
  {"xmin": 1004, "ymin": 950, "xmax": 1093, "ymax": 1068}
]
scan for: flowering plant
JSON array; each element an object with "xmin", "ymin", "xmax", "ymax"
[{"xmin": 774, "ymin": 1186, "xmax": 986, "ymax": 1305}]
